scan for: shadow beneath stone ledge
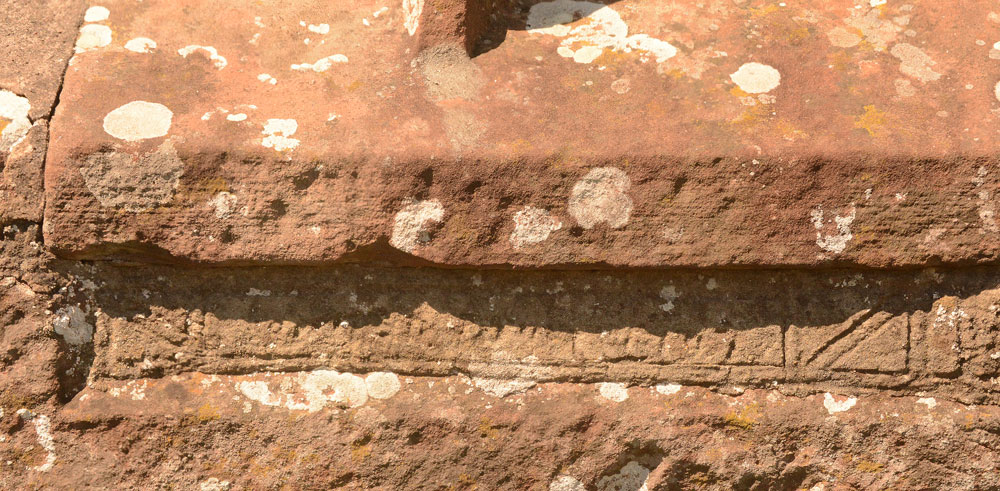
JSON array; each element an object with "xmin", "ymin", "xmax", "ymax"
[
  {"xmin": 48, "ymin": 260, "xmax": 1000, "ymax": 398},
  {"xmin": 472, "ymin": 0, "xmax": 625, "ymax": 57}
]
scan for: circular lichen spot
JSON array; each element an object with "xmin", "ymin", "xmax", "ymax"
[
  {"xmin": 364, "ymin": 372, "xmax": 401, "ymax": 400},
  {"xmin": 730, "ymin": 62, "xmax": 781, "ymax": 94},
  {"xmin": 568, "ymin": 167, "xmax": 633, "ymax": 229},
  {"xmin": 103, "ymin": 101, "xmax": 173, "ymax": 141}
]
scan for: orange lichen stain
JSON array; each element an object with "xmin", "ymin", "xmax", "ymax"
[
  {"xmin": 663, "ymin": 68, "xmax": 686, "ymax": 80},
  {"xmin": 197, "ymin": 403, "xmax": 220, "ymax": 422},
  {"xmin": 749, "ymin": 4, "xmax": 780, "ymax": 17},
  {"xmin": 350, "ymin": 441, "xmax": 371, "ymax": 463},
  {"xmin": 347, "ymin": 80, "xmax": 363, "ymax": 91},
  {"xmin": 508, "ymin": 138, "xmax": 533, "ymax": 154},
  {"xmin": 0, "ymin": 117, "xmax": 10, "ymax": 134},
  {"xmin": 724, "ymin": 403, "xmax": 761, "ymax": 430},
  {"xmin": 854, "ymin": 105, "xmax": 886, "ymax": 137},
  {"xmin": 829, "ymin": 51, "xmax": 853, "ymax": 72},
  {"xmin": 446, "ymin": 474, "xmax": 478, "ymax": 491},
  {"xmin": 776, "ymin": 119, "xmax": 808, "ymax": 141},
  {"xmin": 593, "ymin": 49, "xmax": 634, "ymax": 70},
  {"xmin": 786, "ymin": 26, "xmax": 811, "ymax": 44},
  {"xmin": 730, "ymin": 103, "xmax": 772, "ymax": 126},
  {"xmin": 478, "ymin": 417, "xmax": 500, "ymax": 439}
]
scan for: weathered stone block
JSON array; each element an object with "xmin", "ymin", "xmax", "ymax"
[{"xmin": 43, "ymin": 0, "xmax": 1000, "ymax": 266}]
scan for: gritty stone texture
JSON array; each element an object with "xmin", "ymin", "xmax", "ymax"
[
  {"xmin": 44, "ymin": 0, "xmax": 1000, "ymax": 267},
  {"xmin": 4, "ymin": 375, "xmax": 999, "ymax": 489}
]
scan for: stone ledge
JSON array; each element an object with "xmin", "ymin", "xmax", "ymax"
[
  {"xmin": 44, "ymin": 0, "xmax": 1000, "ymax": 266},
  {"xmin": 13, "ymin": 373, "xmax": 996, "ymax": 489}
]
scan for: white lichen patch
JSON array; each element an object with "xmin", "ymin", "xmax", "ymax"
[
  {"xmin": 550, "ymin": 475, "xmax": 586, "ymax": 491},
  {"xmin": 52, "ymin": 305, "xmax": 93, "ymax": 345},
  {"xmin": 826, "ymin": 26, "xmax": 862, "ymax": 48},
  {"xmin": 103, "ymin": 101, "xmax": 173, "ymax": 141},
  {"xmin": 611, "ymin": 78, "xmax": 630, "ymax": 94},
  {"xmin": 178, "ymin": 45, "xmax": 228, "ymax": 70},
  {"xmin": 596, "ymin": 461, "xmax": 650, "ymax": 491},
  {"xmin": 916, "ymin": 397, "xmax": 937, "ymax": 409},
  {"xmin": 291, "ymin": 54, "xmax": 348, "ymax": 72},
  {"xmin": 238, "ymin": 370, "xmax": 369, "ymax": 411},
  {"xmin": 526, "ymin": 0, "xmax": 677, "ymax": 64},
  {"xmin": 810, "ymin": 204, "xmax": 856, "ymax": 254},
  {"xmin": 730, "ymin": 62, "xmax": 781, "ymax": 94},
  {"xmin": 364, "ymin": 372, "xmax": 401, "ymax": 400},
  {"xmin": 0, "ymin": 89, "xmax": 31, "ymax": 153},
  {"xmin": 659, "ymin": 285, "xmax": 679, "ymax": 312},
  {"xmin": 510, "ymin": 206, "xmax": 562, "ymax": 249},
  {"xmin": 472, "ymin": 378, "xmax": 537, "ymax": 397},
  {"xmin": 84, "ymin": 6, "xmax": 110, "ymax": 22},
  {"xmin": 403, "ymin": 0, "xmax": 424, "ymax": 36},
  {"xmin": 261, "ymin": 118, "xmax": 300, "ymax": 151},
  {"xmin": 124, "ymin": 37, "xmax": 157, "ymax": 53},
  {"xmin": 257, "ymin": 73, "xmax": 277, "ymax": 85},
  {"xmin": 15, "ymin": 410, "xmax": 56, "ymax": 472},
  {"xmin": 598, "ymin": 382, "xmax": 628, "ymax": 402},
  {"xmin": 568, "ymin": 167, "xmax": 632, "ymax": 229},
  {"xmin": 663, "ymin": 227, "xmax": 684, "ymax": 244},
  {"xmin": 655, "ymin": 383, "xmax": 681, "ymax": 395},
  {"xmin": 842, "ymin": 6, "xmax": 902, "ymax": 52},
  {"xmin": 933, "ymin": 303, "xmax": 968, "ymax": 330},
  {"xmin": 994, "ymin": 80, "xmax": 1000, "ymax": 103},
  {"xmin": 390, "ymin": 199, "xmax": 444, "ymax": 253},
  {"xmin": 200, "ymin": 478, "xmax": 231, "ymax": 491},
  {"xmin": 80, "ymin": 140, "xmax": 184, "ymax": 212},
  {"xmin": 207, "ymin": 191, "xmax": 237, "ymax": 218},
  {"xmin": 890, "ymin": 43, "xmax": 941, "ymax": 82},
  {"xmin": 75, "ymin": 24, "xmax": 112, "ymax": 52},
  {"xmin": 307, "ymin": 23, "xmax": 330, "ymax": 34},
  {"xmin": 823, "ymin": 392, "xmax": 857, "ymax": 414},
  {"xmin": 107, "ymin": 380, "xmax": 148, "ymax": 401}
]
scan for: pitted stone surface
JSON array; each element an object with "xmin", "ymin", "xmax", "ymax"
[
  {"xmin": 12, "ymin": 375, "xmax": 1000, "ymax": 489},
  {"xmin": 44, "ymin": 0, "xmax": 1000, "ymax": 266}
]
